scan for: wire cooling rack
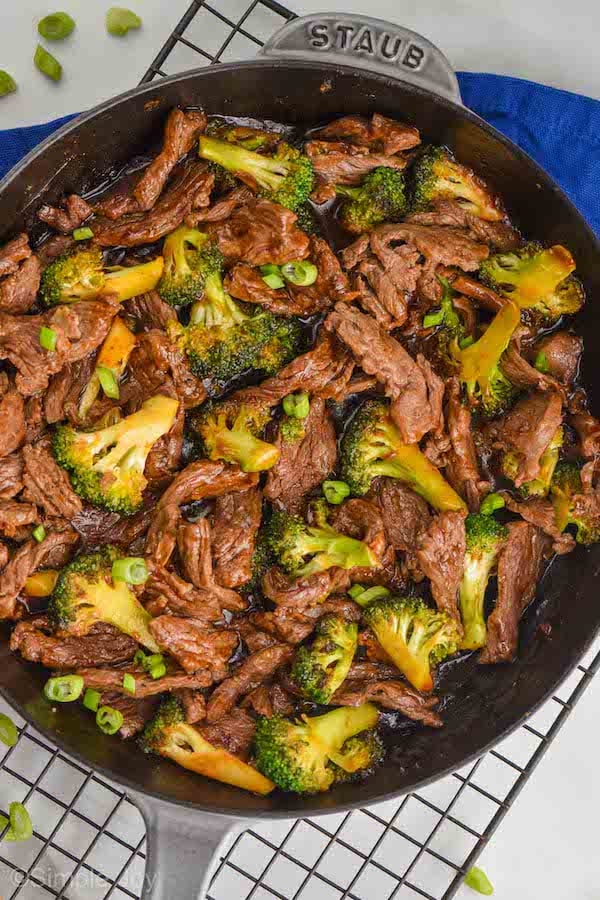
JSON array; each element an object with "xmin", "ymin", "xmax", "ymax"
[{"xmin": 1, "ymin": 2, "xmax": 599, "ymax": 898}]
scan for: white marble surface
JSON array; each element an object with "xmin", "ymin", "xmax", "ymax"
[{"xmin": 1, "ymin": 2, "xmax": 599, "ymax": 899}]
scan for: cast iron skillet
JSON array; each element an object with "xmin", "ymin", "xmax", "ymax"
[{"xmin": 1, "ymin": 14, "xmax": 599, "ymax": 898}]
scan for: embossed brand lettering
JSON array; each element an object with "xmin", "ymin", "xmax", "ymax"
[
  {"xmin": 403, "ymin": 44, "xmax": 425, "ymax": 69},
  {"xmin": 336, "ymin": 24, "xmax": 354, "ymax": 49},
  {"xmin": 306, "ymin": 20, "xmax": 426, "ymax": 72},
  {"xmin": 379, "ymin": 33, "xmax": 402, "ymax": 61},
  {"xmin": 353, "ymin": 26, "xmax": 375, "ymax": 54},
  {"xmin": 308, "ymin": 23, "xmax": 330, "ymax": 49}
]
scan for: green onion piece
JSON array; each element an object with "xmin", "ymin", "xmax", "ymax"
[
  {"xmin": 38, "ymin": 12, "xmax": 76, "ymax": 40},
  {"xmin": 282, "ymin": 392, "xmax": 310, "ymax": 419},
  {"xmin": 262, "ymin": 272, "xmax": 285, "ymax": 290},
  {"xmin": 260, "ymin": 264, "xmax": 282, "ymax": 277},
  {"xmin": 4, "ymin": 803, "xmax": 33, "ymax": 843},
  {"xmin": 123, "ymin": 673, "xmax": 136, "ymax": 695},
  {"xmin": 280, "ymin": 260, "xmax": 318, "ymax": 287},
  {"xmin": 464, "ymin": 866, "xmax": 494, "ymax": 895},
  {"xmin": 44, "ymin": 674, "xmax": 84, "ymax": 703},
  {"xmin": 149, "ymin": 661, "xmax": 166, "ymax": 680},
  {"xmin": 32, "ymin": 525, "xmax": 46, "ymax": 543},
  {"xmin": 96, "ymin": 365, "xmax": 120, "ymax": 400},
  {"xmin": 423, "ymin": 308, "xmax": 445, "ymax": 328},
  {"xmin": 348, "ymin": 584, "xmax": 391, "ymax": 606},
  {"xmin": 39, "ymin": 326, "xmax": 57, "ymax": 352},
  {"xmin": 459, "ymin": 335, "xmax": 475, "ymax": 349},
  {"xmin": 322, "ymin": 480, "xmax": 351, "ymax": 505},
  {"xmin": 73, "ymin": 226, "xmax": 93, "ymax": 241},
  {"xmin": 134, "ymin": 649, "xmax": 147, "ymax": 667},
  {"xmin": 106, "ymin": 7, "xmax": 142, "ymax": 36},
  {"xmin": 0, "ymin": 72, "xmax": 17, "ymax": 97},
  {"xmin": 534, "ymin": 350, "xmax": 550, "ymax": 373},
  {"xmin": 0, "ymin": 713, "xmax": 18, "ymax": 747},
  {"xmin": 0, "ymin": 814, "xmax": 8, "ymax": 833},
  {"xmin": 112, "ymin": 557, "xmax": 148, "ymax": 585},
  {"xmin": 96, "ymin": 706, "xmax": 124, "ymax": 735},
  {"xmin": 34, "ymin": 45, "xmax": 63, "ymax": 82},
  {"xmin": 83, "ymin": 688, "xmax": 101, "ymax": 712},
  {"xmin": 479, "ymin": 493, "xmax": 505, "ymax": 516}
]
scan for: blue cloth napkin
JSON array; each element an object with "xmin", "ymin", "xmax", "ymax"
[{"xmin": 1, "ymin": 73, "xmax": 599, "ymax": 234}]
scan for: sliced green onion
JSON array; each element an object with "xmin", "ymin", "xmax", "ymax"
[
  {"xmin": 32, "ymin": 525, "xmax": 46, "ymax": 543},
  {"xmin": 4, "ymin": 803, "xmax": 33, "ymax": 843},
  {"xmin": 149, "ymin": 661, "xmax": 166, "ymax": 680},
  {"xmin": 282, "ymin": 391, "xmax": 310, "ymax": 419},
  {"xmin": 34, "ymin": 45, "xmax": 63, "ymax": 82},
  {"xmin": 423, "ymin": 309, "xmax": 445, "ymax": 328},
  {"xmin": 459, "ymin": 335, "xmax": 475, "ymax": 349},
  {"xmin": 38, "ymin": 12, "xmax": 76, "ymax": 41},
  {"xmin": 83, "ymin": 688, "xmax": 101, "ymax": 712},
  {"xmin": 0, "ymin": 72, "xmax": 17, "ymax": 97},
  {"xmin": 134, "ymin": 649, "xmax": 147, "ymax": 667},
  {"xmin": 322, "ymin": 480, "xmax": 351, "ymax": 505},
  {"xmin": 112, "ymin": 557, "xmax": 148, "ymax": 585},
  {"xmin": 73, "ymin": 226, "xmax": 93, "ymax": 241},
  {"xmin": 96, "ymin": 365, "xmax": 120, "ymax": 400},
  {"xmin": 262, "ymin": 272, "xmax": 285, "ymax": 290},
  {"xmin": 44, "ymin": 675, "xmax": 84, "ymax": 703},
  {"xmin": 39, "ymin": 326, "xmax": 57, "ymax": 352},
  {"xmin": 96, "ymin": 706, "xmax": 124, "ymax": 735},
  {"xmin": 281, "ymin": 260, "xmax": 318, "ymax": 287},
  {"xmin": 106, "ymin": 7, "xmax": 142, "ymax": 36},
  {"xmin": 260, "ymin": 264, "xmax": 282, "ymax": 277},
  {"xmin": 479, "ymin": 493, "xmax": 505, "ymax": 516},
  {"xmin": 464, "ymin": 866, "xmax": 494, "ymax": 895},
  {"xmin": 0, "ymin": 713, "xmax": 18, "ymax": 747},
  {"xmin": 348, "ymin": 584, "xmax": 390, "ymax": 606},
  {"xmin": 123, "ymin": 673, "xmax": 136, "ymax": 695},
  {"xmin": 534, "ymin": 350, "xmax": 550, "ymax": 373}
]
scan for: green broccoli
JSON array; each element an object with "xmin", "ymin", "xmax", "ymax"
[
  {"xmin": 53, "ymin": 394, "xmax": 179, "ymax": 514},
  {"xmin": 246, "ymin": 527, "xmax": 273, "ymax": 594},
  {"xmin": 141, "ymin": 697, "xmax": 274, "ymax": 794},
  {"xmin": 502, "ymin": 427, "xmax": 563, "ymax": 498},
  {"xmin": 364, "ymin": 596, "xmax": 461, "ymax": 692},
  {"xmin": 48, "ymin": 546, "xmax": 158, "ymax": 650},
  {"xmin": 550, "ymin": 461, "xmax": 600, "ymax": 545},
  {"xmin": 340, "ymin": 399, "xmax": 466, "ymax": 511},
  {"xmin": 412, "ymin": 146, "xmax": 504, "ymax": 221},
  {"xmin": 330, "ymin": 730, "xmax": 385, "ymax": 781},
  {"xmin": 39, "ymin": 248, "xmax": 164, "ymax": 306},
  {"xmin": 192, "ymin": 398, "xmax": 279, "ymax": 472},
  {"xmin": 294, "ymin": 202, "xmax": 320, "ymax": 236},
  {"xmin": 455, "ymin": 300, "xmax": 520, "ymax": 418},
  {"xmin": 479, "ymin": 242, "xmax": 582, "ymax": 320},
  {"xmin": 206, "ymin": 122, "xmax": 281, "ymax": 152},
  {"xmin": 158, "ymin": 225, "xmax": 224, "ymax": 307},
  {"xmin": 266, "ymin": 509, "xmax": 379, "ymax": 579},
  {"xmin": 290, "ymin": 614, "xmax": 358, "ymax": 703},
  {"xmin": 459, "ymin": 513, "xmax": 507, "ymax": 651},
  {"xmin": 253, "ymin": 703, "xmax": 380, "ymax": 794},
  {"xmin": 335, "ymin": 167, "xmax": 407, "ymax": 233},
  {"xmin": 198, "ymin": 135, "xmax": 314, "ymax": 211}
]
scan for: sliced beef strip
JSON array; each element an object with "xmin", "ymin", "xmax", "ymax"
[
  {"xmin": 0, "ymin": 500, "xmax": 38, "ymax": 538},
  {"xmin": 37, "ymin": 194, "xmax": 93, "ymax": 233},
  {"xmin": 0, "ymin": 453, "xmax": 24, "ymax": 499},
  {"xmin": 369, "ymin": 478, "xmax": 431, "ymax": 571},
  {"xmin": 0, "ymin": 256, "xmax": 41, "ymax": 314},
  {"xmin": 134, "ymin": 109, "xmax": 207, "ymax": 211},
  {"xmin": 43, "ymin": 358, "xmax": 96, "ymax": 426},
  {"xmin": 374, "ymin": 222, "xmax": 489, "ymax": 272},
  {"xmin": 199, "ymin": 708, "xmax": 256, "ymax": 760},
  {"xmin": 22, "ymin": 443, "xmax": 82, "ymax": 519},
  {"xmin": 150, "ymin": 616, "xmax": 238, "ymax": 677},
  {"xmin": 144, "ymin": 395, "xmax": 184, "ymax": 485},
  {"xmin": 450, "ymin": 273, "xmax": 506, "ymax": 313},
  {"xmin": 177, "ymin": 520, "xmax": 212, "ymax": 588},
  {"xmin": 534, "ymin": 332, "xmax": 582, "ymax": 386},
  {"xmin": 570, "ymin": 412, "xmax": 600, "ymax": 459},
  {"xmin": 331, "ymin": 680, "xmax": 443, "ymax": 727},
  {"xmin": 0, "ymin": 543, "xmax": 8, "ymax": 569},
  {"xmin": 500, "ymin": 330, "xmax": 564, "ymax": 396},
  {"xmin": 125, "ymin": 328, "xmax": 206, "ymax": 411},
  {"xmin": 265, "ymin": 397, "xmax": 337, "ymax": 513},
  {"xmin": 209, "ymin": 198, "xmax": 310, "ymax": 266},
  {"xmin": 259, "ymin": 568, "xmax": 356, "ymax": 643},
  {"xmin": 0, "ymin": 234, "xmax": 31, "ymax": 278},
  {"xmin": 262, "ymin": 566, "xmax": 351, "ymax": 609},
  {"xmin": 36, "ymin": 234, "xmax": 76, "ymax": 266},
  {"xmin": 0, "ymin": 529, "xmax": 79, "ymax": 620},
  {"xmin": 24, "ymin": 396, "xmax": 45, "ymax": 444},
  {"xmin": 235, "ymin": 619, "xmax": 279, "ymax": 653},
  {"xmin": 329, "ymin": 498, "xmax": 393, "ymax": 584},
  {"xmin": 314, "ymin": 114, "xmax": 420, "ymax": 155},
  {"xmin": 77, "ymin": 665, "xmax": 214, "ymax": 695},
  {"xmin": 354, "ymin": 236, "xmax": 422, "ymax": 329},
  {"xmin": 241, "ymin": 683, "xmax": 294, "ymax": 718},
  {"xmin": 124, "ymin": 291, "xmax": 177, "ymax": 332},
  {"xmin": 490, "ymin": 391, "xmax": 563, "ymax": 487},
  {"xmin": 187, "ymin": 185, "xmax": 253, "ymax": 227},
  {"xmin": 252, "ymin": 595, "xmax": 360, "ymax": 646},
  {"xmin": 416, "ymin": 511, "xmax": 466, "ymax": 627},
  {"xmin": 144, "ymin": 562, "xmax": 245, "ymax": 621},
  {"xmin": 99, "ymin": 692, "xmax": 158, "ymax": 739},
  {"xmin": 445, "ymin": 377, "xmax": 489, "ymax": 512},
  {"xmin": 405, "ymin": 199, "xmax": 520, "ymax": 251},
  {"xmin": 306, "ymin": 140, "xmax": 407, "ymax": 185},
  {"xmin": 205, "ymin": 644, "xmax": 295, "ymax": 723},
  {"xmin": 10, "ymin": 618, "xmax": 137, "ymax": 669},
  {"xmin": 211, "ymin": 486, "xmax": 262, "ymax": 589},
  {"xmin": 176, "ymin": 689, "xmax": 207, "ymax": 724},
  {"xmin": 145, "ymin": 503, "xmax": 181, "ymax": 568},
  {"xmin": 73, "ymin": 503, "xmax": 152, "ymax": 551},
  {"xmin": 0, "ymin": 388, "xmax": 25, "ymax": 458},
  {"xmin": 502, "ymin": 494, "xmax": 575, "ymax": 555},
  {"xmin": 480, "ymin": 522, "xmax": 550, "ymax": 664}
]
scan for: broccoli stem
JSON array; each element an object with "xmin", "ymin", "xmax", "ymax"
[
  {"xmin": 308, "ymin": 704, "xmax": 379, "ymax": 759},
  {"xmin": 213, "ymin": 426, "xmax": 279, "ymax": 473},
  {"xmin": 459, "ymin": 301, "xmax": 520, "ymax": 397},
  {"xmin": 92, "ymin": 579, "xmax": 159, "ymax": 651},
  {"xmin": 199, "ymin": 135, "xmax": 287, "ymax": 192},
  {"xmin": 190, "ymin": 272, "xmax": 247, "ymax": 328},
  {"xmin": 374, "ymin": 446, "xmax": 466, "ymax": 513},
  {"xmin": 103, "ymin": 257, "xmax": 164, "ymax": 302},
  {"xmin": 459, "ymin": 556, "xmax": 492, "ymax": 650},
  {"xmin": 296, "ymin": 527, "xmax": 379, "ymax": 577}
]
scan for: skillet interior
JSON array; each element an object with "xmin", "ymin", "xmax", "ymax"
[{"xmin": 0, "ymin": 59, "xmax": 599, "ymax": 818}]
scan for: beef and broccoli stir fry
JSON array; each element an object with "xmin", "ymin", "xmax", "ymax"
[{"xmin": 0, "ymin": 107, "xmax": 596, "ymax": 796}]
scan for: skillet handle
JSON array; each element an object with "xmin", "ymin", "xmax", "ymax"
[
  {"xmin": 133, "ymin": 793, "xmax": 241, "ymax": 899},
  {"xmin": 260, "ymin": 12, "xmax": 461, "ymax": 104}
]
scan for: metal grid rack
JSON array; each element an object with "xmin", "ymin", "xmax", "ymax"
[{"xmin": 1, "ymin": 2, "xmax": 599, "ymax": 897}]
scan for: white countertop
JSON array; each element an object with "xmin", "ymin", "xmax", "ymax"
[{"xmin": 1, "ymin": 2, "xmax": 599, "ymax": 899}]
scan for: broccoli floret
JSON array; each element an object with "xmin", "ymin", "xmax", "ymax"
[
  {"xmin": 364, "ymin": 596, "xmax": 461, "ymax": 692},
  {"xmin": 336, "ymin": 167, "xmax": 407, "ymax": 234},
  {"xmin": 455, "ymin": 301, "xmax": 520, "ymax": 418},
  {"xmin": 294, "ymin": 202, "xmax": 320, "ymax": 236},
  {"xmin": 550, "ymin": 461, "xmax": 600, "ymax": 545},
  {"xmin": 266, "ymin": 510, "xmax": 379, "ymax": 579},
  {"xmin": 48, "ymin": 546, "xmax": 158, "ymax": 650},
  {"xmin": 39, "ymin": 248, "xmax": 164, "ymax": 306},
  {"xmin": 246, "ymin": 527, "xmax": 273, "ymax": 594},
  {"xmin": 206, "ymin": 122, "xmax": 281, "ymax": 152},
  {"xmin": 459, "ymin": 514, "xmax": 507, "ymax": 651},
  {"xmin": 291, "ymin": 614, "xmax": 358, "ymax": 703},
  {"xmin": 503, "ymin": 427, "xmax": 563, "ymax": 498},
  {"xmin": 192, "ymin": 398, "xmax": 279, "ymax": 472},
  {"xmin": 141, "ymin": 697, "xmax": 274, "ymax": 794},
  {"xmin": 158, "ymin": 226, "xmax": 224, "ymax": 308},
  {"xmin": 330, "ymin": 730, "xmax": 385, "ymax": 782},
  {"xmin": 199, "ymin": 136, "xmax": 314, "ymax": 212},
  {"xmin": 412, "ymin": 146, "xmax": 503, "ymax": 221},
  {"xmin": 53, "ymin": 394, "xmax": 179, "ymax": 514},
  {"xmin": 479, "ymin": 242, "xmax": 582, "ymax": 320},
  {"xmin": 253, "ymin": 703, "xmax": 379, "ymax": 794},
  {"xmin": 340, "ymin": 399, "xmax": 466, "ymax": 511}
]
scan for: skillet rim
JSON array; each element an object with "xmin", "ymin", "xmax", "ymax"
[{"xmin": 1, "ymin": 57, "xmax": 599, "ymax": 819}]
